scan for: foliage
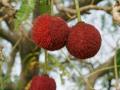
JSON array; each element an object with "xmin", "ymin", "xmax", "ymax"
[
  {"xmin": 40, "ymin": 0, "xmax": 51, "ymax": 14},
  {"xmin": 116, "ymin": 48, "xmax": 120, "ymax": 65},
  {"xmin": 14, "ymin": 0, "xmax": 35, "ymax": 31}
]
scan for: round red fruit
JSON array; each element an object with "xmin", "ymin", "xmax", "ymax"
[
  {"xmin": 30, "ymin": 75, "xmax": 56, "ymax": 90},
  {"xmin": 66, "ymin": 22, "xmax": 101, "ymax": 59},
  {"xmin": 32, "ymin": 14, "xmax": 69, "ymax": 51}
]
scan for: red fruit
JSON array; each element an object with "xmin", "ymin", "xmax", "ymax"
[
  {"xmin": 30, "ymin": 75, "xmax": 56, "ymax": 90},
  {"xmin": 32, "ymin": 14, "xmax": 69, "ymax": 51},
  {"xmin": 66, "ymin": 22, "xmax": 101, "ymax": 59}
]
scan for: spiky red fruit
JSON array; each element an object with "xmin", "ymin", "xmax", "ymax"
[
  {"xmin": 32, "ymin": 14, "xmax": 69, "ymax": 51},
  {"xmin": 30, "ymin": 75, "xmax": 56, "ymax": 90},
  {"xmin": 66, "ymin": 22, "xmax": 101, "ymax": 59}
]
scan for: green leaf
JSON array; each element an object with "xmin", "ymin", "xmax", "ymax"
[
  {"xmin": 40, "ymin": 0, "xmax": 51, "ymax": 14},
  {"xmin": 40, "ymin": 5, "xmax": 51, "ymax": 14},
  {"xmin": 116, "ymin": 48, "xmax": 120, "ymax": 66},
  {"xmin": 116, "ymin": 48, "xmax": 120, "ymax": 76},
  {"xmin": 48, "ymin": 54, "xmax": 61, "ymax": 67},
  {"xmin": 48, "ymin": 54, "xmax": 70, "ymax": 76},
  {"xmin": 14, "ymin": 0, "xmax": 35, "ymax": 31}
]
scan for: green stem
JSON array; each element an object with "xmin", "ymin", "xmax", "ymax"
[
  {"xmin": 43, "ymin": 0, "xmax": 53, "ymax": 75},
  {"xmin": 74, "ymin": 0, "xmax": 81, "ymax": 22},
  {"xmin": 88, "ymin": 65, "xmax": 120, "ymax": 77},
  {"xmin": 114, "ymin": 50, "xmax": 119, "ymax": 89},
  {"xmin": 51, "ymin": 0, "xmax": 54, "ymax": 16},
  {"xmin": 44, "ymin": 50, "xmax": 48, "ymax": 74}
]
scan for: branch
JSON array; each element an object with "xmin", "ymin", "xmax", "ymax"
[
  {"xmin": 54, "ymin": 0, "xmax": 112, "ymax": 21},
  {"xmin": 81, "ymin": 5, "xmax": 112, "ymax": 13},
  {"xmin": 57, "ymin": 5, "xmax": 112, "ymax": 14},
  {"xmin": 54, "ymin": 0, "xmax": 104, "ymax": 7},
  {"xmin": 6, "ymin": 42, "xmax": 20, "ymax": 76},
  {"xmin": 85, "ymin": 55, "xmax": 114, "ymax": 90},
  {"xmin": 0, "ymin": 28, "xmax": 18, "ymax": 44},
  {"xmin": 55, "ymin": 5, "xmax": 112, "ymax": 20}
]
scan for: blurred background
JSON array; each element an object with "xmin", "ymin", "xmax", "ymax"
[{"xmin": 0, "ymin": 0, "xmax": 120, "ymax": 90}]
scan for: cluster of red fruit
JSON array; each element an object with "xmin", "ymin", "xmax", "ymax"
[
  {"xmin": 30, "ymin": 14, "xmax": 102, "ymax": 90},
  {"xmin": 32, "ymin": 14, "xmax": 101, "ymax": 59}
]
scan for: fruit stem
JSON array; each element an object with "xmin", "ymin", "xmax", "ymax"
[
  {"xmin": 44, "ymin": 50, "xmax": 48, "ymax": 74},
  {"xmin": 51, "ymin": 0, "xmax": 54, "ymax": 16},
  {"xmin": 74, "ymin": 0, "xmax": 81, "ymax": 22}
]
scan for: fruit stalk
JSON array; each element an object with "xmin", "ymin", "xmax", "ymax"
[
  {"xmin": 44, "ymin": 50, "xmax": 48, "ymax": 74},
  {"xmin": 44, "ymin": 0, "xmax": 53, "ymax": 74},
  {"xmin": 74, "ymin": 0, "xmax": 81, "ymax": 22},
  {"xmin": 51, "ymin": 0, "xmax": 54, "ymax": 16}
]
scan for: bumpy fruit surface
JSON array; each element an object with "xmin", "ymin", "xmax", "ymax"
[
  {"xmin": 32, "ymin": 14, "xmax": 69, "ymax": 51},
  {"xmin": 66, "ymin": 22, "xmax": 101, "ymax": 59},
  {"xmin": 30, "ymin": 75, "xmax": 56, "ymax": 90}
]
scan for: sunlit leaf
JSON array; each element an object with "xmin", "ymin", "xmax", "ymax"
[{"xmin": 14, "ymin": 0, "xmax": 35, "ymax": 31}]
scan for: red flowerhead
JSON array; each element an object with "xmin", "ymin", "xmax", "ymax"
[
  {"xmin": 66, "ymin": 22, "xmax": 101, "ymax": 59},
  {"xmin": 32, "ymin": 14, "xmax": 69, "ymax": 51},
  {"xmin": 30, "ymin": 75, "xmax": 56, "ymax": 90}
]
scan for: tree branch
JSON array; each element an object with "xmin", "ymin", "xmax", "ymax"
[
  {"xmin": 0, "ymin": 28, "xmax": 18, "ymax": 44},
  {"xmin": 54, "ymin": 0, "xmax": 104, "ymax": 7},
  {"xmin": 85, "ymin": 55, "xmax": 114, "ymax": 90},
  {"xmin": 54, "ymin": 0, "xmax": 112, "ymax": 21},
  {"xmin": 56, "ymin": 5, "xmax": 112, "ymax": 20},
  {"xmin": 57, "ymin": 5, "xmax": 112, "ymax": 14}
]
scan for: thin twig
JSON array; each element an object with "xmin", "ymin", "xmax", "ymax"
[
  {"xmin": 114, "ymin": 49, "xmax": 119, "ymax": 90},
  {"xmin": 56, "ymin": 5, "xmax": 112, "ymax": 14},
  {"xmin": 74, "ymin": 0, "xmax": 81, "ymax": 21}
]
